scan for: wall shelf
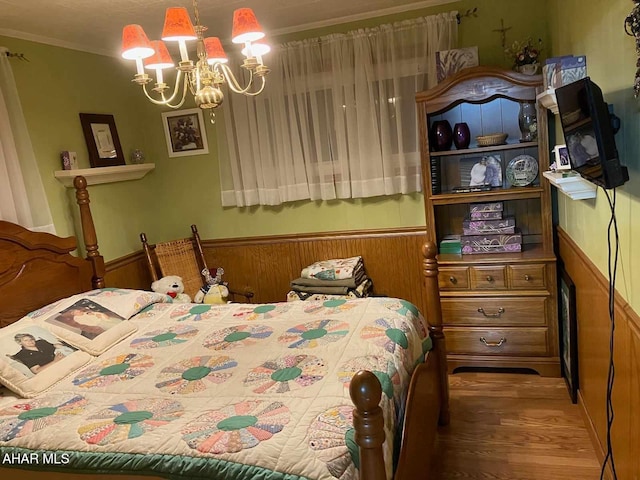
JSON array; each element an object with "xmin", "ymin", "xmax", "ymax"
[
  {"xmin": 542, "ymin": 170, "xmax": 597, "ymax": 200},
  {"xmin": 54, "ymin": 164, "xmax": 155, "ymax": 187},
  {"xmin": 536, "ymin": 88, "xmax": 558, "ymax": 114}
]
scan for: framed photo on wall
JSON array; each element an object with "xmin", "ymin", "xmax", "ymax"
[
  {"xmin": 79, "ymin": 113, "xmax": 125, "ymax": 168},
  {"xmin": 559, "ymin": 262, "xmax": 579, "ymax": 403},
  {"xmin": 162, "ymin": 108, "xmax": 209, "ymax": 158}
]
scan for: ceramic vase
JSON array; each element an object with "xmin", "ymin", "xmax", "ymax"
[
  {"xmin": 518, "ymin": 63, "xmax": 539, "ymax": 75},
  {"xmin": 453, "ymin": 122, "xmax": 471, "ymax": 149},
  {"xmin": 430, "ymin": 120, "xmax": 453, "ymax": 151}
]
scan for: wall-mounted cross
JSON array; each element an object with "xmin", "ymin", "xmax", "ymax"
[{"xmin": 492, "ymin": 19, "xmax": 512, "ymax": 48}]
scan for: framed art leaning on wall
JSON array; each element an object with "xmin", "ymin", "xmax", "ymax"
[
  {"xmin": 162, "ymin": 108, "xmax": 209, "ymax": 158},
  {"xmin": 559, "ymin": 262, "xmax": 578, "ymax": 403},
  {"xmin": 79, "ymin": 113, "xmax": 125, "ymax": 167}
]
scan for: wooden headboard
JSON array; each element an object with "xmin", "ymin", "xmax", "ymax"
[{"xmin": 0, "ymin": 176, "xmax": 105, "ymax": 327}]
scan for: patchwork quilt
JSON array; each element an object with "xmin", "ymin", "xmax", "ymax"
[{"xmin": 0, "ymin": 290, "xmax": 431, "ymax": 480}]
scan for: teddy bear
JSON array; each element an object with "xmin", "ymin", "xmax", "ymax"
[
  {"xmin": 193, "ymin": 268, "xmax": 229, "ymax": 304},
  {"xmin": 151, "ymin": 275, "xmax": 192, "ymax": 303}
]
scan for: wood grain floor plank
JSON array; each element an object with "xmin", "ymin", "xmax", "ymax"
[{"xmin": 433, "ymin": 372, "xmax": 601, "ymax": 480}]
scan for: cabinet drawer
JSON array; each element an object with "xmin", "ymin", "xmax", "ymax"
[
  {"xmin": 470, "ymin": 266, "xmax": 506, "ymax": 289},
  {"xmin": 441, "ymin": 297, "xmax": 546, "ymax": 326},
  {"xmin": 509, "ymin": 264, "xmax": 547, "ymax": 289},
  {"xmin": 438, "ymin": 267, "xmax": 469, "ymax": 290},
  {"xmin": 445, "ymin": 327, "xmax": 548, "ymax": 356}
]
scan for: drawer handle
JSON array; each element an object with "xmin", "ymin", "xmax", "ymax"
[
  {"xmin": 477, "ymin": 307, "xmax": 505, "ymax": 318},
  {"xmin": 485, "ymin": 275, "xmax": 494, "ymax": 282},
  {"xmin": 524, "ymin": 274, "xmax": 531, "ymax": 281},
  {"xmin": 449, "ymin": 276, "xmax": 457, "ymax": 284},
  {"xmin": 480, "ymin": 336, "xmax": 507, "ymax": 347}
]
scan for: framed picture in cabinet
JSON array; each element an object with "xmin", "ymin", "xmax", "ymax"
[
  {"xmin": 558, "ymin": 263, "xmax": 578, "ymax": 403},
  {"xmin": 459, "ymin": 154, "xmax": 503, "ymax": 188}
]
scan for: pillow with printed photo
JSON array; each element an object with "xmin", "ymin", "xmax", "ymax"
[
  {"xmin": 44, "ymin": 299, "xmax": 137, "ymax": 356},
  {"xmin": 0, "ymin": 325, "xmax": 91, "ymax": 397}
]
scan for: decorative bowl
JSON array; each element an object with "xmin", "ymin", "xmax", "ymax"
[{"xmin": 476, "ymin": 133, "xmax": 508, "ymax": 147}]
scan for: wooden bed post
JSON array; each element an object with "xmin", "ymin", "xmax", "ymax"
[
  {"xmin": 422, "ymin": 241, "xmax": 450, "ymax": 425},
  {"xmin": 73, "ymin": 176, "xmax": 105, "ymax": 288},
  {"xmin": 349, "ymin": 370, "xmax": 386, "ymax": 480}
]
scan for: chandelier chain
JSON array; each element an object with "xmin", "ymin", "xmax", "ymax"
[{"xmin": 192, "ymin": 0, "xmax": 201, "ymax": 29}]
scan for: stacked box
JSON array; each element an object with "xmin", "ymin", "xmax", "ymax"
[
  {"xmin": 463, "ymin": 217, "xmax": 515, "ymax": 235},
  {"xmin": 469, "ymin": 202, "xmax": 503, "ymax": 214},
  {"xmin": 439, "ymin": 235, "xmax": 461, "ymax": 254},
  {"xmin": 462, "ymin": 202, "xmax": 521, "ymax": 254},
  {"xmin": 469, "ymin": 210, "xmax": 502, "ymax": 220},
  {"xmin": 461, "ymin": 232, "xmax": 522, "ymax": 254}
]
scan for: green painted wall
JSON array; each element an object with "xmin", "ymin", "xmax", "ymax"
[
  {"xmin": 0, "ymin": 36, "xmax": 160, "ymax": 258},
  {"xmin": 2, "ymin": 0, "xmax": 551, "ymax": 261},
  {"xmin": 548, "ymin": 0, "xmax": 639, "ymax": 313}
]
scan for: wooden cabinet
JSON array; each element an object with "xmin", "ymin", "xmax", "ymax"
[{"xmin": 416, "ymin": 66, "xmax": 560, "ymax": 377}]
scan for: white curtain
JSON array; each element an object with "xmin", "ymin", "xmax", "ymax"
[
  {"xmin": 0, "ymin": 47, "xmax": 55, "ymax": 233},
  {"xmin": 219, "ymin": 12, "xmax": 458, "ymax": 207}
]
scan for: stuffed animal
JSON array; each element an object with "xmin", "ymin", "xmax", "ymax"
[
  {"xmin": 200, "ymin": 284, "xmax": 229, "ymax": 305},
  {"xmin": 151, "ymin": 275, "xmax": 191, "ymax": 303},
  {"xmin": 194, "ymin": 267, "xmax": 229, "ymax": 304}
]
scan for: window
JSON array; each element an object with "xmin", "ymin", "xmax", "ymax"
[{"xmin": 219, "ymin": 13, "xmax": 458, "ymax": 207}]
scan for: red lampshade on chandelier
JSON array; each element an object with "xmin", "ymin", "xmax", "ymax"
[{"xmin": 121, "ymin": 0, "xmax": 269, "ymax": 120}]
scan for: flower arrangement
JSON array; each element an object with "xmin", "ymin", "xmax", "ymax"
[{"xmin": 505, "ymin": 38, "xmax": 543, "ymax": 68}]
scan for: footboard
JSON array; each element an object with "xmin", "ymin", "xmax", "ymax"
[{"xmin": 350, "ymin": 241, "xmax": 448, "ymax": 480}]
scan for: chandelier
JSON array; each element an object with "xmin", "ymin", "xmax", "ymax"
[{"xmin": 120, "ymin": 0, "xmax": 269, "ymax": 121}]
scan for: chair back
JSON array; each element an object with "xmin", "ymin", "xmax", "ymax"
[{"xmin": 140, "ymin": 225, "xmax": 207, "ymax": 300}]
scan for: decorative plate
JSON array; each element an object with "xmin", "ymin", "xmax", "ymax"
[{"xmin": 506, "ymin": 155, "xmax": 538, "ymax": 187}]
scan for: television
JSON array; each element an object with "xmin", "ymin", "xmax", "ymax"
[{"xmin": 555, "ymin": 77, "xmax": 629, "ymax": 189}]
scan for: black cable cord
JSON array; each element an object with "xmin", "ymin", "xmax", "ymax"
[{"xmin": 599, "ymin": 187, "xmax": 618, "ymax": 480}]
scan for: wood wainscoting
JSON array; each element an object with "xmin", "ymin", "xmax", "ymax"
[
  {"xmin": 105, "ymin": 227, "xmax": 430, "ymax": 314},
  {"xmin": 558, "ymin": 227, "xmax": 640, "ymax": 480}
]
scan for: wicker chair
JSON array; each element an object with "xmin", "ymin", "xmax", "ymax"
[{"xmin": 140, "ymin": 225, "xmax": 253, "ymax": 303}]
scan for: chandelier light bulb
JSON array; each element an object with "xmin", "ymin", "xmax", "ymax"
[{"xmin": 241, "ymin": 40, "xmax": 271, "ymax": 58}]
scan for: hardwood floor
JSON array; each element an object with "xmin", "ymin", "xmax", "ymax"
[{"xmin": 432, "ymin": 371, "xmax": 601, "ymax": 479}]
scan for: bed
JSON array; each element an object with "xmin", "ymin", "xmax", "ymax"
[{"xmin": 0, "ymin": 176, "xmax": 449, "ymax": 480}]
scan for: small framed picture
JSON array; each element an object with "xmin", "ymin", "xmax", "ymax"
[
  {"xmin": 162, "ymin": 108, "xmax": 210, "ymax": 158},
  {"xmin": 79, "ymin": 113, "xmax": 125, "ymax": 168},
  {"xmin": 553, "ymin": 144, "xmax": 571, "ymax": 171}
]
